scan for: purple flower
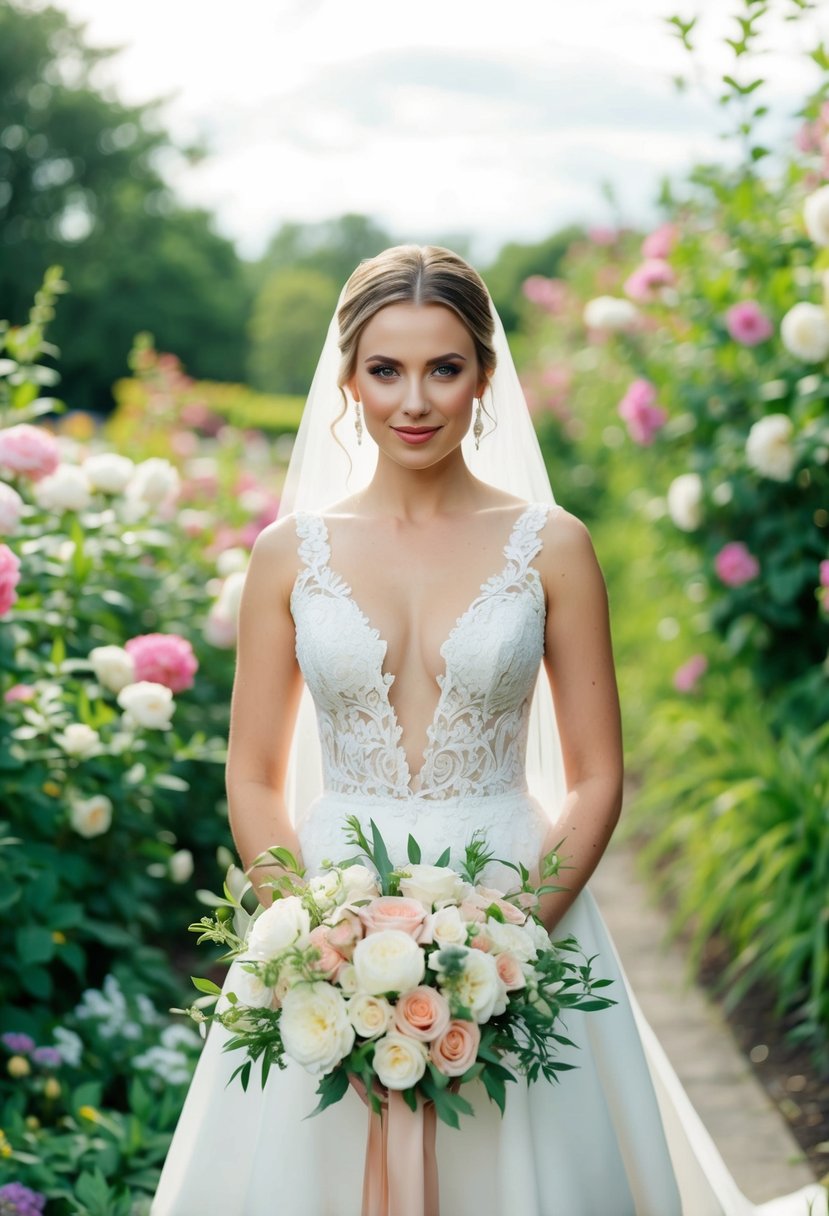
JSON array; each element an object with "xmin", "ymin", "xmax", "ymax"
[
  {"xmin": 1, "ymin": 1033, "xmax": 35, "ymax": 1054},
  {"xmin": 0, "ymin": 1183, "xmax": 47, "ymax": 1215},
  {"xmin": 31, "ymin": 1046, "xmax": 62, "ymax": 1068}
]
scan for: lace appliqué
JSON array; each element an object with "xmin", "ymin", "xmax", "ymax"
[{"xmin": 290, "ymin": 503, "xmax": 553, "ymax": 802}]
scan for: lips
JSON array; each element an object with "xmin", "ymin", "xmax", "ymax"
[{"xmin": 392, "ymin": 426, "xmax": 442, "ymax": 446}]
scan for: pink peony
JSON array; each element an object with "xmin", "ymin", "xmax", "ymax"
[
  {"xmin": 359, "ymin": 896, "xmax": 427, "ymax": 939},
  {"xmin": 4, "ymin": 683, "xmax": 35, "ymax": 703},
  {"xmin": 624, "ymin": 259, "xmax": 676, "ymax": 303},
  {"xmin": 0, "ymin": 543, "xmax": 21, "ymax": 615},
  {"xmin": 673, "ymin": 654, "xmax": 709, "ymax": 694},
  {"xmin": 394, "ymin": 986, "xmax": 451, "ymax": 1043},
  {"xmin": 617, "ymin": 379, "xmax": 668, "ymax": 445},
  {"xmin": 429, "ymin": 1019, "xmax": 481, "ymax": 1077},
  {"xmin": 714, "ymin": 542, "xmax": 760, "ymax": 587},
  {"xmin": 725, "ymin": 301, "xmax": 774, "ymax": 347},
  {"xmin": 124, "ymin": 632, "xmax": 198, "ymax": 693},
  {"xmin": 641, "ymin": 223, "xmax": 678, "ymax": 260},
  {"xmin": 0, "ymin": 424, "xmax": 60, "ymax": 481}
]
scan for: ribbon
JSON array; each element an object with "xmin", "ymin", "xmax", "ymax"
[{"xmin": 361, "ymin": 1090, "xmax": 439, "ymax": 1216}]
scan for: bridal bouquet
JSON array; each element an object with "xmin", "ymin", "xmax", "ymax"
[{"xmin": 183, "ymin": 817, "xmax": 615, "ymax": 1131}]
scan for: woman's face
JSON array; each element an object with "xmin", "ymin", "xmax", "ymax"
[{"xmin": 347, "ymin": 302, "xmax": 486, "ymax": 467}]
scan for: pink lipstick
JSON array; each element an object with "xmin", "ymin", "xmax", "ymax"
[{"xmin": 392, "ymin": 427, "xmax": 442, "ymax": 445}]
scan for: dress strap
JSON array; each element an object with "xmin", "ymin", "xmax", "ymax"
[
  {"xmin": 504, "ymin": 502, "xmax": 556, "ymax": 577},
  {"xmin": 294, "ymin": 510, "xmax": 331, "ymax": 572}
]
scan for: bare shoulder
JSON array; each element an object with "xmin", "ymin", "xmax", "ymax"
[
  {"xmin": 244, "ymin": 513, "xmax": 304, "ymax": 603},
  {"xmin": 535, "ymin": 506, "xmax": 606, "ymax": 600}
]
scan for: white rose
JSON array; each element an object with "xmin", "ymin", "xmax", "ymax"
[
  {"xmin": 203, "ymin": 608, "xmax": 237, "ymax": 649},
  {"xmin": 424, "ymin": 905, "xmax": 469, "ymax": 949},
  {"xmin": 169, "ymin": 848, "xmax": 194, "ymax": 884},
  {"xmin": 280, "ymin": 983, "xmax": 354, "ymax": 1075},
  {"xmin": 583, "ymin": 295, "xmax": 639, "ymax": 331},
  {"xmin": 89, "ymin": 645, "xmax": 136, "ymax": 693},
  {"xmin": 246, "ymin": 895, "xmax": 311, "ymax": 961},
  {"xmin": 525, "ymin": 918, "xmax": 551, "ymax": 952},
  {"xmin": 337, "ymin": 963, "xmax": 359, "ymax": 994},
  {"xmin": 486, "ymin": 919, "xmax": 538, "ymax": 963},
  {"xmin": 746, "ymin": 414, "xmax": 796, "ymax": 481},
  {"xmin": 216, "ymin": 547, "xmax": 249, "ymax": 577},
  {"xmin": 126, "ymin": 458, "xmax": 180, "ymax": 507},
  {"xmin": 347, "ymin": 992, "xmax": 394, "ymax": 1039},
  {"xmin": 33, "ymin": 464, "xmax": 92, "ymax": 512},
  {"xmin": 84, "ymin": 452, "xmax": 135, "ymax": 494},
  {"xmin": 804, "ymin": 185, "xmax": 829, "ymax": 246},
  {"xmin": 372, "ymin": 1032, "xmax": 428, "ymax": 1090},
  {"xmin": 352, "ymin": 930, "xmax": 425, "ymax": 995},
  {"xmin": 398, "ymin": 864, "xmax": 467, "ymax": 909},
  {"xmin": 69, "ymin": 794, "xmax": 112, "ymax": 838},
  {"xmin": 0, "ymin": 482, "xmax": 24, "ymax": 534},
  {"xmin": 431, "ymin": 946, "xmax": 504, "ymax": 1024},
  {"xmin": 308, "ymin": 869, "xmax": 344, "ymax": 913},
  {"xmin": 780, "ymin": 302, "xmax": 829, "ymax": 362},
  {"xmin": 117, "ymin": 681, "xmax": 175, "ymax": 730},
  {"xmin": 666, "ymin": 472, "xmax": 703, "ymax": 532},
  {"xmin": 56, "ymin": 722, "xmax": 101, "ymax": 758},
  {"xmin": 221, "ymin": 960, "xmax": 275, "ymax": 1013},
  {"xmin": 340, "ymin": 864, "xmax": 381, "ymax": 902},
  {"xmin": 216, "ymin": 570, "xmax": 246, "ymax": 618}
]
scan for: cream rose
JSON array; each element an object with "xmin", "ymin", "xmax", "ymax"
[
  {"xmin": 84, "ymin": 452, "xmax": 135, "ymax": 494},
  {"xmin": 247, "ymin": 895, "xmax": 311, "ymax": 961},
  {"xmin": 431, "ymin": 946, "xmax": 505, "ymax": 1023},
  {"xmin": 56, "ymin": 722, "xmax": 101, "ymax": 758},
  {"xmin": 32, "ymin": 464, "xmax": 92, "ymax": 512},
  {"xmin": 804, "ymin": 185, "xmax": 829, "ymax": 246},
  {"xmin": 429, "ymin": 1019, "xmax": 481, "ymax": 1077},
  {"xmin": 486, "ymin": 919, "xmax": 538, "ymax": 963},
  {"xmin": 89, "ymin": 645, "xmax": 136, "ymax": 693},
  {"xmin": 359, "ymin": 896, "xmax": 427, "ymax": 939},
  {"xmin": 337, "ymin": 963, "xmax": 359, "ymax": 995},
  {"xmin": 780, "ymin": 302, "xmax": 829, "ymax": 362},
  {"xmin": 398, "ymin": 864, "xmax": 467, "ymax": 909},
  {"xmin": 667, "ymin": 472, "xmax": 703, "ymax": 532},
  {"xmin": 394, "ymin": 986, "xmax": 451, "ymax": 1042},
  {"xmin": 340, "ymin": 864, "xmax": 381, "ymax": 902},
  {"xmin": 126, "ymin": 457, "xmax": 180, "ymax": 508},
  {"xmin": 352, "ymin": 930, "xmax": 425, "ymax": 995},
  {"xmin": 69, "ymin": 794, "xmax": 112, "ymax": 838},
  {"xmin": 372, "ymin": 1032, "xmax": 428, "ymax": 1090},
  {"xmin": 745, "ymin": 414, "xmax": 796, "ymax": 481},
  {"xmin": 347, "ymin": 992, "xmax": 394, "ymax": 1040},
  {"xmin": 308, "ymin": 869, "xmax": 344, "ymax": 913},
  {"xmin": 583, "ymin": 295, "xmax": 639, "ymax": 331},
  {"xmin": 280, "ymin": 983, "xmax": 354, "ymax": 1075},
  {"xmin": 227, "ymin": 962, "xmax": 275, "ymax": 1011},
  {"xmin": 420, "ymin": 905, "xmax": 469, "ymax": 948},
  {"xmin": 117, "ymin": 681, "xmax": 174, "ymax": 730}
]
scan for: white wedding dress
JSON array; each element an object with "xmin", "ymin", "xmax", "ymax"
[{"xmin": 152, "ymin": 503, "xmax": 826, "ymax": 1216}]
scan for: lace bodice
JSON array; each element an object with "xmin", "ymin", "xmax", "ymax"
[{"xmin": 290, "ymin": 503, "xmax": 553, "ymax": 802}]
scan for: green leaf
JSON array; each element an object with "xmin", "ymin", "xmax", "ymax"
[
  {"xmin": 307, "ymin": 1067, "xmax": 349, "ymax": 1117},
  {"xmin": 434, "ymin": 847, "xmax": 451, "ymax": 867},
  {"xmin": 15, "ymin": 924, "xmax": 55, "ymax": 964},
  {"xmin": 407, "ymin": 834, "xmax": 421, "ymax": 864},
  {"xmin": 370, "ymin": 819, "xmax": 394, "ymax": 893},
  {"xmin": 191, "ymin": 975, "xmax": 223, "ymax": 996}
]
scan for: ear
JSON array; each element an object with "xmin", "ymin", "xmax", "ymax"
[{"xmin": 346, "ymin": 376, "xmax": 360, "ymax": 404}]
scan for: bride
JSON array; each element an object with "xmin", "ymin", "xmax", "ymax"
[{"xmin": 152, "ymin": 246, "xmax": 826, "ymax": 1215}]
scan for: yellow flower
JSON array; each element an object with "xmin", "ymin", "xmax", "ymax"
[
  {"xmin": 25, "ymin": 1115, "xmax": 40, "ymax": 1130},
  {"xmin": 52, "ymin": 930, "xmax": 67, "ymax": 944},
  {"xmin": 78, "ymin": 1104, "xmax": 100, "ymax": 1123},
  {"xmin": 0, "ymin": 1128, "xmax": 12, "ymax": 1157},
  {"xmin": 7, "ymin": 1055, "xmax": 30, "ymax": 1078},
  {"xmin": 43, "ymin": 1077, "xmax": 61, "ymax": 1100},
  {"xmin": 42, "ymin": 780, "xmax": 61, "ymax": 797}
]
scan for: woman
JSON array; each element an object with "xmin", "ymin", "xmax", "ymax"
[{"xmin": 153, "ymin": 246, "xmax": 825, "ymax": 1215}]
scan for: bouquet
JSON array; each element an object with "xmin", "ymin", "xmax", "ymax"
[{"xmin": 182, "ymin": 819, "xmax": 614, "ymax": 1215}]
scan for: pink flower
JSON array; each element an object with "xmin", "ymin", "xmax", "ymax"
[
  {"xmin": 394, "ymin": 986, "xmax": 451, "ymax": 1043},
  {"xmin": 359, "ymin": 896, "xmax": 427, "ymax": 940},
  {"xmin": 521, "ymin": 276, "xmax": 568, "ymax": 314},
  {"xmin": 0, "ymin": 482, "xmax": 24, "ymax": 534},
  {"xmin": 588, "ymin": 226, "xmax": 618, "ymax": 246},
  {"xmin": 819, "ymin": 559, "xmax": 829, "ymax": 589},
  {"xmin": 0, "ymin": 543, "xmax": 21, "ymax": 615},
  {"xmin": 124, "ymin": 633, "xmax": 198, "ymax": 693},
  {"xmin": 714, "ymin": 542, "xmax": 760, "ymax": 587},
  {"xmin": 818, "ymin": 560, "xmax": 829, "ymax": 612},
  {"xmin": 429, "ymin": 1019, "xmax": 480, "ymax": 1077},
  {"xmin": 673, "ymin": 654, "xmax": 708, "ymax": 693},
  {"xmin": 495, "ymin": 952, "xmax": 526, "ymax": 992},
  {"xmin": 306, "ymin": 925, "xmax": 347, "ymax": 980},
  {"xmin": 624, "ymin": 259, "xmax": 676, "ymax": 303},
  {"xmin": 4, "ymin": 683, "xmax": 35, "ymax": 703},
  {"xmin": 473, "ymin": 887, "xmax": 527, "ymax": 925},
  {"xmin": 617, "ymin": 379, "xmax": 668, "ymax": 445},
  {"xmin": 641, "ymin": 224, "xmax": 678, "ymax": 259},
  {"xmin": 326, "ymin": 910, "xmax": 363, "ymax": 959},
  {"xmin": 0, "ymin": 424, "xmax": 60, "ymax": 481},
  {"xmin": 725, "ymin": 301, "xmax": 774, "ymax": 346}
]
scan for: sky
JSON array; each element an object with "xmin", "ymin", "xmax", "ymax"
[{"xmin": 47, "ymin": 0, "xmax": 828, "ymax": 261}]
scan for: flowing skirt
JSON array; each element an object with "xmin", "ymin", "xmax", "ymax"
[{"xmin": 152, "ymin": 791, "xmax": 826, "ymax": 1216}]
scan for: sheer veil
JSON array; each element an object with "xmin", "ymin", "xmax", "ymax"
[{"xmin": 276, "ymin": 283, "xmax": 567, "ymax": 829}]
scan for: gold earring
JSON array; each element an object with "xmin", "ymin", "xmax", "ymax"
[
  {"xmin": 473, "ymin": 398, "xmax": 484, "ymax": 450},
  {"xmin": 354, "ymin": 401, "xmax": 363, "ymax": 446}
]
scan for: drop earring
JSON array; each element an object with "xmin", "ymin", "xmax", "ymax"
[
  {"xmin": 354, "ymin": 401, "xmax": 363, "ymax": 446},
  {"xmin": 473, "ymin": 398, "xmax": 484, "ymax": 451}
]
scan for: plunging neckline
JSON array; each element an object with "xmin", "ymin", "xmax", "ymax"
[{"xmin": 306, "ymin": 503, "xmax": 541, "ymax": 795}]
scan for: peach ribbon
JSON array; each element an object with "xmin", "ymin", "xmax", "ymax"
[{"xmin": 361, "ymin": 1091, "xmax": 439, "ymax": 1216}]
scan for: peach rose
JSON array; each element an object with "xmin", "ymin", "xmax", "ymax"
[
  {"xmin": 469, "ymin": 928, "xmax": 494, "ymax": 953},
  {"xmin": 359, "ymin": 896, "xmax": 427, "ymax": 939},
  {"xmin": 429, "ymin": 1019, "xmax": 481, "ymax": 1077},
  {"xmin": 307, "ymin": 925, "xmax": 346, "ymax": 979},
  {"xmin": 458, "ymin": 899, "xmax": 486, "ymax": 924},
  {"xmin": 474, "ymin": 887, "xmax": 527, "ymax": 925},
  {"xmin": 394, "ymin": 986, "xmax": 451, "ymax": 1043},
  {"xmin": 326, "ymin": 910, "xmax": 363, "ymax": 959},
  {"xmin": 495, "ymin": 952, "xmax": 526, "ymax": 992}
]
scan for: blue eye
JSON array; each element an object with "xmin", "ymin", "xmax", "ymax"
[
  {"xmin": 434, "ymin": 364, "xmax": 460, "ymax": 377},
  {"xmin": 368, "ymin": 365, "xmax": 397, "ymax": 379}
]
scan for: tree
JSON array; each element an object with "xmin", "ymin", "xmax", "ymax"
[
  {"xmin": 257, "ymin": 213, "xmax": 394, "ymax": 290},
  {"xmin": 248, "ymin": 268, "xmax": 339, "ymax": 394}
]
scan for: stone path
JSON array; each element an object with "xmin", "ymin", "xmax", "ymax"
[{"xmin": 590, "ymin": 839, "xmax": 820, "ymax": 1204}]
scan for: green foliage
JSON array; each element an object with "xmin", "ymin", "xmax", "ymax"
[
  {"xmin": 248, "ymin": 267, "xmax": 340, "ymax": 394},
  {"xmin": 482, "ymin": 225, "xmax": 585, "ymax": 332}
]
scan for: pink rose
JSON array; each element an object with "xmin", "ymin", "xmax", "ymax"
[
  {"xmin": 469, "ymin": 927, "xmax": 494, "ymax": 952},
  {"xmin": 641, "ymin": 223, "xmax": 678, "ymax": 260},
  {"xmin": 458, "ymin": 900, "xmax": 486, "ymax": 924},
  {"xmin": 0, "ymin": 543, "xmax": 21, "ymax": 615},
  {"xmin": 714, "ymin": 542, "xmax": 760, "ymax": 588},
  {"xmin": 673, "ymin": 654, "xmax": 709, "ymax": 694},
  {"xmin": 394, "ymin": 986, "xmax": 451, "ymax": 1043},
  {"xmin": 725, "ymin": 301, "xmax": 774, "ymax": 347},
  {"xmin": 617, "ymin": 379, "xmax": 668, "ymax": 446},
  {"xmin": 0, "ymin": 424, "xmax": 60, "ymax": 481},
  {"xmin": 429, "ymin": 1019, "xmax": 481, "ymax": 1077},
  {"xmin": 521, "ymin": 276, "xmax": 568, "ymax": 314},
  {"xmin": 473, "ymin": 887, "xmax": 527, "ymax": 925},
  {"xmin": 495, "ymin": 952, "xmax": 526, "ymax": 992},
  {"xmin": 326, "ymin": 910, "xmax": 363, "ymax": 959},
  {"xmin": 4, "ymin": 683, "xmax": 35, "ymax": 703},
  {"xmin": 306, "ymin": 925, "xmax": 346, "ymax": 979},
  {"xmin": 624, "ymin": 258, "xmax": 676, "ymax": 303},
  {"xmin": 124, "ymin": 632, "xmax": 198, "ymax": 693},
  {"xmin": 359, "ymin": 896, "xmax": 427, "ymax": 939}
]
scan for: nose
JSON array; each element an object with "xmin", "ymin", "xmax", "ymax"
[{"xmin": 401, "ymin": 379, "xmax": 430, "ymax": 417}]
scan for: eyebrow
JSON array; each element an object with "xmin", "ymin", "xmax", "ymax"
[{"xmin": 363, "ymin": 352, "xmax": 468, "ymax": 365}]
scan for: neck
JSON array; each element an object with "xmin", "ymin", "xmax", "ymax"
[{"xmin": 358, "ymin": 447, "xmax": 483, "ymax": 522}]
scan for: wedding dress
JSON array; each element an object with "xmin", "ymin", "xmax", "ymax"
[{"xmin": 152, "ymin": 501, "xmax": 826, "ymax": 1216}]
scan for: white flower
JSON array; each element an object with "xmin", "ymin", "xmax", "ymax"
[
  {"xmin": 126, "ymin": 458, "xmax": 180, "ymax": 508},
  {"xmin": 280, "ymin": 983, "xmax": 354, "ymax": 1075},
  {"xmin": 352, "ymin": 929, "xmax": 425, "ymax": 995},
  {"xmin": 33, "ymin": 464, "xmax": 92, "ymax": 512},
  {"xmin": 56, "ymin": 722, "xmax": 101, "ymax": 758},
  {"xmin": 583, "ymin": 295, "xmax": 639, "ymax": 331},
  {"xmin": 308, "ymin": 869, "xmax": 344, "ymax": 913},
  {"xmin": 69, "ymin": 794, "xmax": 113, "ymax": 838},
  {"xmin": 246, "ymin": 896, "xmax": 311, "ymax": 962},
  {"xmin": 746, "ymin": 414, "xmax": 796, "ymax": 481},
  {"xmin": 431, "ymin": 947, "xmax": 505, "ymax": 1023},
  {"xmin": 347, "ymin": 992, "xmax": 394, "ymax": 1039},
  {"xmin": 398, "ymin": 864, "xmax": 467, "ymax": 910},
  {"xmin": 666, "ymin": 473, "xmax": 703, "ymax": 532},
  {"xmin": 216, "ymin": 547, "xmax": 249, "ymax": 577},
  {"xmin": 216, "ymin": 570, "xmax": 246, "ymax": 619},
  {"xmin": 424, "ymin": 905, "xmax": 469, "ymax": 949},
  {"xmin": 117, "ymin": 681, "xmax": 175, "ymax": 730},
  {"xmin": 523, "ymin": 918, "xmax": 551, "ymax": 953},
  {"xmin": 337, "ymin": 963, "xmax": 359, "ymax": 994},
  {"xmin": 340, "ymin": 864, "xmax": 381, "ymax": 902},
  {"xmin": 224, "ymin": 961, "xmax": 275, "ymax": 1011},
  {"xmin": 169, "ymin": 849, "xmax": 194, "ymax": 883},
  {"xmin": 52, "ymin": 1027, "xmax": 83, "ymax": 1067},
  {"xmin": 0, "ymin": 482, "xmax": 24, "ymax": 534},
  {"xmin": 84, "ymin": 452, "xmax": 135, "ymax": 494},
  {"xmin": 372, "ymin": 1032, "xmax": 428, "ymax": 1090},
  {"xmin": 780, "ymin": 302, "xmax": 829, "ymax": 362},
  {"xmin": 804, "ymin": 185, "xmax": 829, "ymax": 246},
  {"xmin": 485, "ymin": 919, "xmax": 538, "ymax": 963},
  {"xmin": 89, "ymin": 645, "xmax": 136, "ymax": 693},
  {"xmin": 203, "ymin": 608, "xmax": 237, "ymax": 649}
]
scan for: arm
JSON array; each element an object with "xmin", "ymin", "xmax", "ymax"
[
  {"xmin": 535, "ymin": 511, "xmax": 623, "ymax": 932},
  {"xmin": 225, "ymin": 517, "xmax": 305, "ymax": 906}
]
